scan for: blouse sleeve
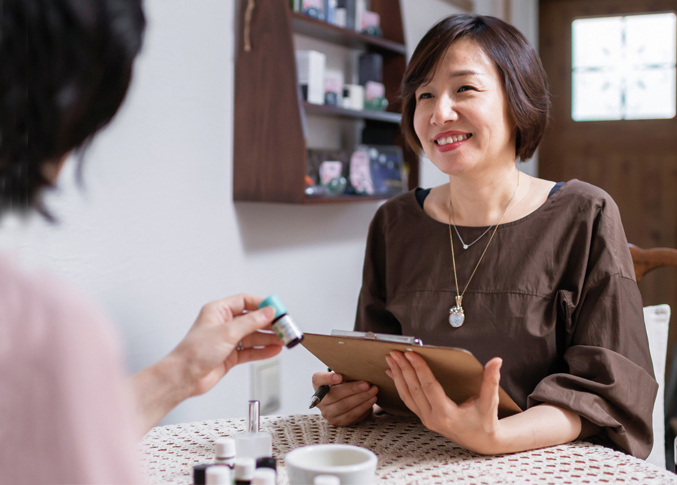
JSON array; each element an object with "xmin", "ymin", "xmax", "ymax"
[
  {"xmin": 354, "ymin": 205, "xmax": 403, "ymax": 335},
  {"xmin": 528, "ymin": 197, "xmax": 657, "ymax": 459}
]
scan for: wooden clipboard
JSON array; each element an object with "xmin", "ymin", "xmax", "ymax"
[{"xmin": 301, "ymin": 333, "xmax": 522, "ymax": 418}]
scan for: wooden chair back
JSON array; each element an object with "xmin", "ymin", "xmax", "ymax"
[
  {"xmin": 630, "ymin": 244, "xmax": 677, "ymax": 470},
  {"xmin": 630, "ymin": 244, "xmax": 677, "ymax": 282}
]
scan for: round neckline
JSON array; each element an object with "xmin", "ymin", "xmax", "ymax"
[{"xmin": 414, "ymin": 179, "xmax": 574, "ymax": 230}]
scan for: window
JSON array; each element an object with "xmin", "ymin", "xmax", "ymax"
[{"xmin": 571, "ymin": 12, "xmax": 676, "ymax": 121}]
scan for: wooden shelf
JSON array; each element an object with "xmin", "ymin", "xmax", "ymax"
[
  {"xmin": 233, "ymin": 0, "xmax": 417, "ymax": 204},
  {"xmin": 303, "ymin": 101, "xmax": 401, "ymax": 124},
  {"xmin": 303, "ymin": 194, "xmax": 394, "ymax": 204},
  {"xmin": 290, "ymin": 12, "xmax": 407, "ymax": 55}
]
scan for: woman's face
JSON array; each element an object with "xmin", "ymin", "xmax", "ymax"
[{"xmin": 413, "ymin": 38, "xmax": 516, "ymax": 177}]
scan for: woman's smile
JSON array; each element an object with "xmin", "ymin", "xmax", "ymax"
[{"xmin": 434, "ymin": 131, "xmax": 473, "ymax": 152}]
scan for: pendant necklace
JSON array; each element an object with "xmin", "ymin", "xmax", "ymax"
[{"xmin": 448, "ymin": 170, "xmax": 520, "ymax": 328}]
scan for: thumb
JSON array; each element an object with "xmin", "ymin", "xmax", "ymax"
[
  {"xmin": 229, "ymin": 306, "xmax": 276, "ymax": 340},
  {"xmin": 478, "ymin": 357, "xmax": 502, "ymax": 417}
]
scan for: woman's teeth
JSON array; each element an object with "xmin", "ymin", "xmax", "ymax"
[{"xmin": 436, "ymin": 133, "xmax": 471, "ymax": 146}]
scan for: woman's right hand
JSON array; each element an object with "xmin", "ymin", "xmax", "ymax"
[{"xmin": 312, "ymin": 372, "xmax": 379, "ymax": 426}]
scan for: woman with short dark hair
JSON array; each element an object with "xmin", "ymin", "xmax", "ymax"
[{"xmin": 313, "ymin": 14, "xmax": 656, "ymax": 458}]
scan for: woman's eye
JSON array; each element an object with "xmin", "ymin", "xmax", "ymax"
[
  {"xmin": 458, "ymin": 85, "xmax": 474, "ymax": 93},
  {"xmin": 417, "ymin": 92, "xmax": 433, "ymax": 100}
]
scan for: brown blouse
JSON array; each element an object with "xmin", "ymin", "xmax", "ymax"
[{"xmin": 355, "ymin": 179, "xmax": 657, "ymax": 458}]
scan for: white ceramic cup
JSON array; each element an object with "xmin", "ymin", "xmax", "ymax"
[{"xmin": 285, "ymin": 444, "xmax": 378, "ymax": 485}]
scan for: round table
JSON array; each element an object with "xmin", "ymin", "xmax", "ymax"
[{"xmin": 140, "ymin": 413, "xmax": 677, "ymax": 484}]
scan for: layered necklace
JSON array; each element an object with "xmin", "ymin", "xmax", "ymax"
[{"xmin": 448, "ymin": 170, "xmax": 520, "ymax": 328}]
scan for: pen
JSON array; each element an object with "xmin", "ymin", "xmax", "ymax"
[{"xmin": 309, "ymin": 385, "xmax": 331, "ymax": 409}]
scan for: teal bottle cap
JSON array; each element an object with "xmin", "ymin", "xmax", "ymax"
[{"xmin": 258, "ymin": 294, "xmax": 287, "ymax": 319}]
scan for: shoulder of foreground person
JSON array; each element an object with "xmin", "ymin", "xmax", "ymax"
[{"xmin": 0, "ymin": 252, "xmax": 142, "ymax": 484}]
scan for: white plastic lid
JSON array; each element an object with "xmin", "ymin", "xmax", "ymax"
[
  {"xmin": 214, "ymin": 437, "xmax": 236, "ymax": 458},
  {"xmin": 251, "ymin": 468, "xmax": 277, "ymax": 485},
  {"xmin": 205, "ymin": 466, "xmax": 231, "ymax": 485},
  {"xmin": 313, "ymin": 475, "xmax": 341, "ymax": 485},
  {"xmin": 234, "ymin": 457, "xmax": 256, "ymax": 480}
]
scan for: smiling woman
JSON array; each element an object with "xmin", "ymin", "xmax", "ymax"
[{"xmin": 311, "ymin": 14, "xmax": 658, "ymax": 460}]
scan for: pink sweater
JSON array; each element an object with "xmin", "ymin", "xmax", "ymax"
[{"xmin": 0, "ymin": 253, "xmax": 141, "ymax": 484}]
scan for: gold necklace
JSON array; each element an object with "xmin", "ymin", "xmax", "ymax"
[{"xmin": 448, "ymin": 170, "xmax": 520, "ymax": 328}]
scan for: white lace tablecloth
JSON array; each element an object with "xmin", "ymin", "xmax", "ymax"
[{"xmin": 140, "ymin": 413, "xmax": 677, "ymax": 484}]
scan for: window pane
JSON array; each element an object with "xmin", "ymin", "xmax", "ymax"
[
  {"xmin": 626, "ymin": 13, "xmax": 676, "ymax": 66},
  {"xmin": 571, "ymin": 12, "xmax": 676, "ymax": 121},
  {"xmin": 572, "ymin": 71, "xmax": 622, "ymax": 121},
  {"xmin": 572, "ymin": 17, "xmax": 622, "ymax": 69},
  {"xmin": 626, "ymin": 67, "xmax": 676, "ymax": 119}
]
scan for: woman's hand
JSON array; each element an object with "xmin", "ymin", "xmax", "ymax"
[
  {"xmin": 130, "ymin": 294, "xmax": 284, "ymax": 435},
  {"xmin": 386, "ymin": 350, "xmax": 504, "ymax": 454},
  {"xmin": 169, "ymin": 294, "xmax": 283, "ymax": 398},
  {"xmin": 312, "ymin": 371, "xmax": 378, "ymax": 427}
]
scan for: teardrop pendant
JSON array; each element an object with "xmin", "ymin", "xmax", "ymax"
[
  {"xmin": 462, "ymin": 243, "xmax": 469, "ymax": 250},
  {"xmin": 449, "ymin": 295, "xmax": 465, "ymax": 328}
]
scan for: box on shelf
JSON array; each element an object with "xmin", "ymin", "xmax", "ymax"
[
  {"xmin": 342, "ymin": 84, "xmax": 364, "ymax": 110},
  {"xmin": 305, "ymin": 146, "xmax": 405, "ymax": 198},
  {"xmin": 358, "ymin": 53, "xmax": 383, "ymax": 86},
  {"xmin": 364, "ymin": 81, "xmax": 388, "ymax": 111},
  {"xmin": 306, "ymin": 149, "xmax": 350, "ymax": 197},
  {"xmin": 301, "ymin": 0, "xmax": 324, "ymax": 19},
  {"xmin": 319, "ymin": 160, "xmax": 343, "ymax": 185},
  {"xmin": 296, "ymin": 50, "xmax": 326, "ymax": 105},
  {"xmin": 337, "ymin": 0, "xmax": 355, "ymax": 30},
  {"xmin": 324, "ymin": 71, "xmax": 344, "ymax": 106},
  {"xmin": 355, "ymin": 0, "xmax": 366, "ymax": 34},
  {"xmin": 349, "ymin": 150, "xmax": 374, "ymax": 195},
  {"xmin": 358, "ymin": 145, "xmax": 405, "ymax": 196},
  {"xmin": 324, "ymin": 0, "xmax": 338, "ymax": 25},
  {"xmin": 360, "ymin": 11, "xmax": 381, "ymax": 36},
  {"xmin": 334, "ymin": 7, "xmax": 347, "ymax": 27}
]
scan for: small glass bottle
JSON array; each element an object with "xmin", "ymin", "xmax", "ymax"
[
  {"xmin": 258, "ymin": 294, "xmax": 304, "ymax": 348},
  {"xmin": 234, "ymin": 457, "xmax": 256, "ymax": 485},
  {"xmin": 235, "ymin": 400, "xmax": 273, "ymax": 459},
  {"xmin": 205, "ymin": 465, "xmax": 231, "ymax": 485},
  {"xmin": 214, "ymin": 437, "xmax": 236, "ymax": 468},
  {"xmin": 193, "ymin": 464, "xmax": 212, "ymax": 485},
  {"xmin": 251, "ymin": 468, "xmax": 276, "ymax": 485},
  {"xmin": 255, "ymin": 456, "xmax": 276, "ymax": 473}
]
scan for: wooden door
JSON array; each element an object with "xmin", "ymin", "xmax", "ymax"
[{"xmin": 539, "ymin": 0, "xmax": 677, "ymax": 374}]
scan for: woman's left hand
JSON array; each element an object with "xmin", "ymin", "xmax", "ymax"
[{"xmin": 386, "ymin": 351, "xmax": 504, "ymax": 455}]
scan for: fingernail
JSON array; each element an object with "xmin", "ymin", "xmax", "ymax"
[
  {"xmin": 358, "ymin": 382, "xmax": 369, "ymax": 391},
  {"xmin": 262, "ymin": 306, "xmax": 275, "ymax": 319},
  {"xmin": 370, "ymin": 386, "xmax": 378, "ymax": 393},
  {"xmin": 370, "ymin": 396, "xmax": 378, "ymax": 403},
  {"xmin": 332, "ymin": 373, "xmax": 341, "ymax": 383}
]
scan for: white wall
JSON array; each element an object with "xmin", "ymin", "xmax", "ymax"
[{"xmin": 0, "ymin": 0, "xmax": 538, "ymax": 427}]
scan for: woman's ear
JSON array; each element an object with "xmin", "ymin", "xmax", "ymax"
[{"xmin": 42, "ymin": 152, "xmax": 71, "ymax": 184}]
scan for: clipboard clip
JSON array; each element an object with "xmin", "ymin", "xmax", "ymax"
[{"xmin": 331, "ymin": 330, "xmax": 423, "ymax": 346}]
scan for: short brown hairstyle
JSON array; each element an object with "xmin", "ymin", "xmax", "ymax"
[
  {"xmin": 400, "ymin": 14, "xmax": 550, "ymax": 162},
  {"xmin": 0, "ymin": 0, "xmax": 145, "ymax": 219}
]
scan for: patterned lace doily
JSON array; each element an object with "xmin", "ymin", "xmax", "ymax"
[{"xmin": 139, "ymin": 413, "xmax": 677, "ymax": 484}]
